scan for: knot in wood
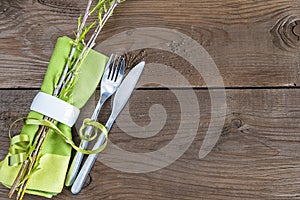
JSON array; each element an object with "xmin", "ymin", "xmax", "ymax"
[
  {"xmin": 231, "ymin": 119, "xmax": 243, "ymax": 129},
  {"xmin": 271, "ymin": 16, "xmax": 300, "ymax": 51},
  {"xmin": 292, "ymin": 21, "xmax": 300, "ymax": 37}
]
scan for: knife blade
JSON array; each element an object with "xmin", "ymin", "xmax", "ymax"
[{"xmin": 71, "ymin": 61, "xmax": 145, "ymax": 194}]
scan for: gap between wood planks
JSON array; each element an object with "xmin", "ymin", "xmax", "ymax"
[{"xmin": 2, "ymin": 86, "xmax": 300, "ymax": 91}]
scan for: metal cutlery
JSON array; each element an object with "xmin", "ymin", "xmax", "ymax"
[
  {"xmin": 65, "ymin": 54, "xmax": 125, "ymax": 186},
  {"xmin": 71, "ymin": 61, "xmax": 145, "ymax": 194}
]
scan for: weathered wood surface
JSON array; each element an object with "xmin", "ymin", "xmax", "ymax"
[
  {"xmin": 1, "ymin": 89, "xmax": 300, "ymax": 199},
  {"xmin": 1, "ymin": 0, "xmax": 300, "ymax": 88},
  {"xmin": 1, "ymin": 0, "xmax": 300, "ymax": 199}
]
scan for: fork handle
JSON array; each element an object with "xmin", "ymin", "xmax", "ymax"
[
  {"xmin": 71, "ymin": 127, "xmax": 108, "ymax": 194},
  {"xmin": 71, "ymin": 153, "xmax": 98, "ymax": 194},
  {"xmin": 65, "ymin": 140, "xmax": 89, "ymax": 186},
  {"xmin": 65, "ymin": 95, "xmax": 107, "ymax": 186}
]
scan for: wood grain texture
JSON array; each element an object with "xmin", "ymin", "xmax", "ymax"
[
  {"xmin": 1, "ymin": 89, "xmax": 300, "ymax": 199},
  {"xmin": 1, "ymin": 0, "xmax": 300, "ymax": 200},
  {"xmin": 1, "ymin": 0, "xmax": 300, "ymax": 88}
]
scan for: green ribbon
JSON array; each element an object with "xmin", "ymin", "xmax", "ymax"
[
  {"xmin": 8, "ymin": 118, "xmax": 30, "ymax": 166},
  {"xmin": 8, "ymin": 118, "xmax": 108, "ymax": 166},
  {"xmin": 79, "ymin": 118, "xmax": 105, "ymax": 141},
  {"xmin": 8, "ymin": 135, "xmax": 30, "ymax": 167}
]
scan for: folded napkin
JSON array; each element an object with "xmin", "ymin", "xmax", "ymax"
[{"xmin": 0, "ymin": 36, "xmax": 108, "ymax": 198}]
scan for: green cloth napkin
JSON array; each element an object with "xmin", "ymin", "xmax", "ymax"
[{"xmin": 0, "ymin": 36, "xmax": 108, "ymax": 198}]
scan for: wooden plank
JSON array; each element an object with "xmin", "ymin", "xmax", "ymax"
[
  {"xmin": 1, "ymin": 0, "xmax": 300, "ymax": 88},
  {"xmin": 1, "ymin": 89, "xmax": 300, "ymax": 199}
]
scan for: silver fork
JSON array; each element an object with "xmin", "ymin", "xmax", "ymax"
[{"xmin": 65, "ymin": 54, "xmax": 125, "ymax": 186}]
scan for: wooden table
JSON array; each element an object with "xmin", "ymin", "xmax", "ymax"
[{"xmin": 1, "ymin": 0, "xmax": 300, "ymax": 199}]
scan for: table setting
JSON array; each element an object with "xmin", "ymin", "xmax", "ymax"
[
  {"xmin": 0, "ymin": 0, "xmax": 146, "ymax": 199},
  {"xmin": 1, "ymin": 0, "xmax": 300, "ymax": 199}
]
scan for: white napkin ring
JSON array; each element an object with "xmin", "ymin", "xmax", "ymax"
[{"xmin": 30, "ymin": 92, "xmax": 80, "ymax": 127}]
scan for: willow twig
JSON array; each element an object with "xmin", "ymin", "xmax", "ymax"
[
  {"xmin": 8, "ymin": 118, "xmax": 49, "ymax": 199},
  {"xmin": 53, "ymin": 0, "xmax": 94, "ymax": 97},
  {"xmin": 61, "ymin": 0, "xmax": 121, "ymax": 96},
  {"xmin": 16, "ymin": 122, "xmax": 50, "ymax": 200},
  {"xmin": 9, "ymin": 1, "xmax": 124, "ymax": 199},
  {"xmin": 8, "ymin": 1, "xmax": 94, "ymax": 199}
]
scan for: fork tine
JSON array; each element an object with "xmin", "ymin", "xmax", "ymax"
[
  {"xmin": 113, "ymin": 56, "xmax": 123, "ymax": 81},
  {"xmin": 115, "ymin": 57, "xmax": 125, "ymax": 82},
  {"xmin": 105, "ymin": 54, "xmax": 125, "ymax": 82},
  {"xmin": 105, "ymin": 54, "xmax": 114, "ymax": 72},
  {"xmin": 107, "ymin": 54, "xmax": 117, "ymax": 80},
  {"xmin": 104, "ymin": 54, "xmax": 114, "ymax": 78},
  {"xmin": 109, "ymin": 55, "xmax": 121, "ymax": 81}
]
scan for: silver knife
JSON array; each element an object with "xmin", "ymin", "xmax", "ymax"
[{"xmin": 71, "ymin": 61, "xmax": 145, "ymax": 194}]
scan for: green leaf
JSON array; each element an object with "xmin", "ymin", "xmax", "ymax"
[
  {"xmin": 98, "ymin": 7, "xmax": 104, "ymax": 21},
  {"xmin": 79, "ymin": 21, "xmax": 96, "ymax": 41},
  {"xmin": 67, "ymin": 58, "xmax": 72, "ymax": 69},
  {"xmin": 77, "ymin": 14, "xmax": 82, "ymax": 32},
  {"xmin": 86, "ymin": 21, "xmax": 96, "ymax": 34},
  {"xmin": 89, "ymin": 0, "xmax": 106, "ymax": 15},
  {"xmin": 103, "ymin": 2, "xmax": 108, "ymax": 13}
]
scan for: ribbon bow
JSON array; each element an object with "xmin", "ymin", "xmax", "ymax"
[
  {"xmin": 8, "ymin": 135, "xmax": 30, "ymax": 167},
  {"xmin": 8, "ymin": 118, "xmax": 108, "ymax": 166}
]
